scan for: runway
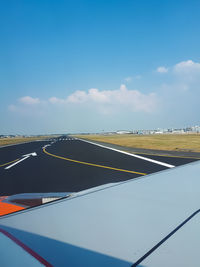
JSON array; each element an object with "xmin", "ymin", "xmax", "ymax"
[{"xmin": 0, "ymin": 136, "xmax": 198, "ymax": 196}]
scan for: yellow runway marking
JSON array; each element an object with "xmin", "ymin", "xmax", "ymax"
[
  {"xmin": 43, "ymin": 148, "xmax": 146, "ymax": 176},
  {"xmin": 0, "ymin": 158, "xmax": 20, "ymax": 167}
]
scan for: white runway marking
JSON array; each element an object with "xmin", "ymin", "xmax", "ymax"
[
  {"xmin": 79, "ymin": 139, "xmax": 175, "ymax": 168},
  {"xmin": 5, "ymin": 152, "xmax": 37, "ymax": 170},
  {"xmin": 42, "ymin": 144, "xmax": 51, "ymax": 149}
]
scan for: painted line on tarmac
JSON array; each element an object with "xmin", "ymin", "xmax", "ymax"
[
  {"xmin": 127, "ymin": 151, "xmax": 200, "ymax": 160},
  {"xmin": 5, "ymin": 152, "xmax": 37, "ymax": 170},
  {"xmin": 79, "ymin": 139, "xmax": 175, "ymax": 168},
  {"xmin": 43, "ymin": 148, "xmax": 147, "ymax": 176},
  {"xmin": 5, "ymin": 157, "xmax": 29, "ymax": 170},
  {"xmin": 0, "ymin": 158, "xmax": 20, "ymax": 168}
]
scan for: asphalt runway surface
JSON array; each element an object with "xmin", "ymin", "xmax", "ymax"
[{"xmin": 0, "ymin": 136, "xmax": 199, "ymax": 196}]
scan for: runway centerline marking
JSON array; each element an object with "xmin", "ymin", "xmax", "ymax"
[
  {"xmin": 78, "ymin": 139, "xmax": 175, "ymax": 168},
  {"xmin": 43, "ymin": 148, "xmax": 147, "ymax": 176}
]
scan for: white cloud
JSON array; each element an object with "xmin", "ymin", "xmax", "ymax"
[
  {"xmin": 11, "ymin": 85, "xmax": 158, "ymax": 114},
  {"xmin": 66, "ymin": 90, "xmax": 88, "ymax": 103},
  {"xmin": 87, "ymin": 88, "xmax": 110, "ymax": 103},
  {"xmin": 157, "ymin": 60, "xmax": 200, "ymax": 76},
  {"xmin": 172, "ymin": 60, "xmax": 200, "ymax": 86},
  {"xmin": 173, "ymin": 60, "xmax": 200, "ymax": 74},
  {"xmin": 6, "ymin": 59, "xmax": 200, "ymax": 133},
  {"xmin": 66, "ymin": 88, "xmax": 109, "ymax": 104},
  {"xmin": 63, "ymin": 84, "xmax": 157, "ymax": 113},
  {"xmin": 19, "ymin": 96, "xmax": 40, "ymax": 105},
  {"xmin": 49, "ymin": 97, "xmax": 65, "ymax": 104},
  {"xmin": 157, "ymin": 66, "xmax": 168, "ymax": 73}
]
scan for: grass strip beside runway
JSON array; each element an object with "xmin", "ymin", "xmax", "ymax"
[
  {"xmin": 74, "ymin": 134, "xmax": 200, "ymax": 153},
  {"xmin": 43, "ymin": 148, "xmax": 147, "ymax": 176}
]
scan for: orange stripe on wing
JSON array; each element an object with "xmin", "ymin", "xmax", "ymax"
[{"xmin": 0, "ymin": 201, "xmax": 25, "ymax": 216}]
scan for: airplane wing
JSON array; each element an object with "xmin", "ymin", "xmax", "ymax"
[{"xmin": 0, "ymin": 161, "xmax": 200, "ymax": 266}]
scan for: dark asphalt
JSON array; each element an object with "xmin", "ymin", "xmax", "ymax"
[
  {"xmin": 0, "ymin": 136, "xmax": 198, "ymax": 196},
  {"xmin": 0, "ymin": 141, "xmax": 50, "ymax": 164}
]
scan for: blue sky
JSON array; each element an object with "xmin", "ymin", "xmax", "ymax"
[{"xmin": 1, "ymin": 0, "xmax": 200, "ymax": 134}]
